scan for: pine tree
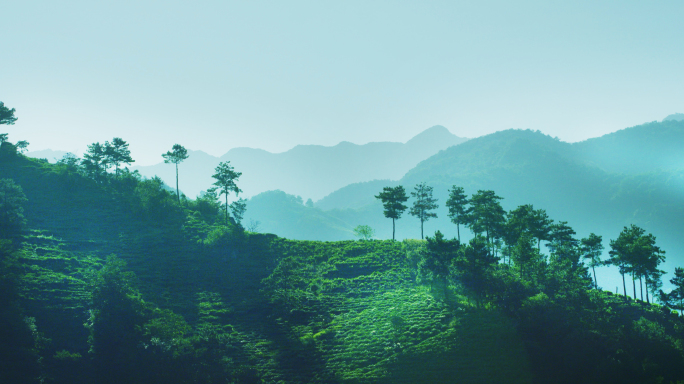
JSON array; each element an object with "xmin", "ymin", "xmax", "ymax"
[
  {"xmin": 210, "ymin": 161, "xmax": 242, "ymax": 226},
  {"xmin": 162, "ymin": 144, "xmax": 189, "ymax": 203},
  {"xmin": 409, "ymin": 182, "xmax": 438, "ymax": 240},
  {"xmin": 375, "ymin": 186, "xmax": 409, "ymax": 241},
  {"xmin": 446, "ymin": 186, "xmax": 468, "ymax": 242}
]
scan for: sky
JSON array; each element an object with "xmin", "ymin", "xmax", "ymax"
[{"xmin": 2, "ymin": 0, "xmax": 684, "ymax": 166}]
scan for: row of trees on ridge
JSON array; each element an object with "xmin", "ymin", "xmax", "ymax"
[{"xmin": 377, "ymin": 182, "xmax": 682, "ymax": 310}]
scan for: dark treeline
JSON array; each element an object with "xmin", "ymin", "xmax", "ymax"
[{"xmin": 376, "ymin": 182, "xmax": 681, "ymax": 307}]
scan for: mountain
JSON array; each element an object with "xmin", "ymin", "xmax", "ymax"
[
  {"xmin": 133, "ymin": 125, "xmax": 468, "ymax": 200},
  {"xmin": 572, "ymin": 120, "xmax": 684, "ymax": 174},
  {"xmin": 4, "ymin": 132, "xmax": 684, "ymax": 384},
  {"xmin": 243, "ymin": 121, "xmax": 684, "ymax": 293},
  {"xmin": 24, "ymin": 149, "xmax": 68, "ymax": 162},
  {"xmin": 663, "ymin": 113, "xmax": 684, "ymax": 122}
]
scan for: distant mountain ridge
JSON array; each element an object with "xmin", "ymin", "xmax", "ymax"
[
  {"xmin": 241, "ymin": 120, "xmax": 684, "ymax": 293},
  {"xmin": 663, "ymin": 113, "xmax": 684, "ymax": 122},
  {"xmin": 132, "ymin": 125, "xmax": 468, "ymax": 200}
]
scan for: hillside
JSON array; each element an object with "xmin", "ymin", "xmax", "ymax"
[
  {"xmin": 572, "ymin": 120, "xmax": 684, "ymax": 174},
  {"xmin": 131, "ymin": 125, "xmax": 467, "ymax": 200},
  {"xmin": 4, "ymin": 142, "xmax": 684, "ymax": 383},
  {"xmin": 241, "ymin": 124, "xmax": 684, "ymax": 293}
]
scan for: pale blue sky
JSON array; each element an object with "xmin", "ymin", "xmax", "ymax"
[{"xmin": 2, "ymin": 0, "xmax": 683, "ymax": 165}]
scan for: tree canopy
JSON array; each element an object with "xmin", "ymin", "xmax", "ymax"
[
  {"xmin": 106, "ymin": 138, "xmax": 134, "ymax": 176},
  {"xmin": 210, "ymin": 161, "xmax": 242, "ymax": 226},
  {"xmin": 0, "ymin": 102, "xmax": 17, "ymax": 126},
  {"xmin": 409, "ymin": 182, "xmax": 438, "ymax": 240},
  {"xmin": 0, "ymin": 178, "xmax": 28, "ymax": 236},
  {"xmin": 446, "ymin": 186, "xmax": 468, "ymax": 242},
  {"xmin": 162, "ymin": 144, "xmax": 189, "ymax": 203},
  {"xmin": 375, "ymin": 186, "xmax": 409, "ymax": 241}
]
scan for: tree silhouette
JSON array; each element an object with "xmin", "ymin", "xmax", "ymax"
[
  {"xmin": 446, "ymin": 186, "xmax": 468, "ymax": 242},
  {"xmin": 375, "ymin": 186, "xmax": 409, "ymax": 241},
  {"xmin": 229, "ymin": 198, "xmax": 247, "ymax": 227},
  {"xmin": 547, "ymin": 221, "xmax": 579, "ymax": 264},
  {"xmin": 609, "ymin": 225, "xmax": 644, "ymax": 300},
  {"xmin": 162, "ymin": 144, "xmax": 189, "ymax": 203},
  {"xmin": 467, "ymin": 190, "xmax": 505, "ymax": 254},
  {"xmin": 0, "ymin": 102, "xmax": 17, "ymax": 126},
  {"xmin": 631, "ymin": 232, "xmax": 665, "ymax": 302},
  {"xmin": 666, "ymin": 268, "xmax": 684, "ymax": 315},
  {"xmin": 82, "ymin": 142, "xmax": 107, "ymax": 182},
  {"xmin": 454, "ymin": 235, "xmax": 499, "ymax": 307},
  {"xmin": 530, "ymin": 208, "xmax": 553, "ymax": 252},
  {"xmin": 580, "ymin": 233, "xmax": 603, "ymax": 289},
  {"xmin": 106, "ymin": 138, "xmax": 134, "ymax": 177},
  {"xmin": 512, "ymin": 232, "xmax": 540, "ymax": 279},
  {"xmin": 210, "ymin": 161, "xmax": 242, "ymax": 226},
  {"xmin": 421, "ymin": 230, "xmax": 459, "ymax": 299},
  {"xmin": 409, "ymin": 183, "xmax": 438, "ymax": 240},
  {"xmin": 0, "ymin": 178, "xmax": 28, "ymax": 236},
  {"xmin": 353, "ymin": 225, "xmax": 375, "ymax": 241}
]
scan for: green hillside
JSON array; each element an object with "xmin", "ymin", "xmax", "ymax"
[
  {"xmin": 271, "ymin": 126, "xmax": 684, "ymax": 281},
  {"xmin": 573, "ymin": 120, "xmax": 684, "ymax": 174},
  {"xmin": 3, "ymin": 140, "xmax": 684, "ymax": 383}
]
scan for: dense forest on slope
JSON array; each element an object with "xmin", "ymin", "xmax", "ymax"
[{"xmin": 3, "ymin": 129, "xmax": 684, "ymax": 383}]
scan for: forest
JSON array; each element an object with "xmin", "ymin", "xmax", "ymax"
[{"xmin": 3, "ymin": 102, "xmax": 684, "ymax": 384}]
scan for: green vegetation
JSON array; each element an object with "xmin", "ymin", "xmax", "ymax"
[
  {"xmin": 374, "ymin": 185, "xmax": 408, "ymax": 241},
  {"xmin": 210, "ymin": 161, "xmax": 243, "ymax": 226},
  {"xmin": 353, "ymin": 225, "xmax": 375, "ymax": 240},
  {"xmin": 162, "ymin": 144, "xmax": 189, "ymax": 203},
  {"xmin": 409, "ymin": 182, "xmax": 438, "ymax": 240},
  {"xmin": 3, "ymin": 109, "xmax": 684, "ymax": 383}
]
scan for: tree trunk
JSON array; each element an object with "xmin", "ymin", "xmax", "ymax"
[
  {"xmin": 457, "ymin": 223, "xmax": 460, "ymax": 243},
  {"xmin": 632, "ymin": 273, "xmax": 637, "ymax": 301},
  {"xmin": 420, "ymin": 218, "xmax": 424, "ymax": 240},
  {"xmin": 592, "ymin": 266, "xmax": 597, "ymax": 290},
  {"xmin": 175, "ymin": 163, "xmax": 180, "ymax": 203},
  {"xmin": 646, "ymin": 284, "xmax": 650, "ymax": 304},
  {"xmin": 225, "ymin": 193, "xmax": 229, "ymax": 226},
  {"xmin": 639, "ymin": 275, "xmax": 643, "ymax": 302},
  {"xmin": 392, "ymin": 218, "xmax": 395, "ymax": 241},
  {"xmin": 622, "ymin": 273, "xmax": 627, "ymax": 300}
]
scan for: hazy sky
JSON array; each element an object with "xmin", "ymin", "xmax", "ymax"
[{"xmin": 2, "ymin": 1, "xmax": 683, "ymax": 165}]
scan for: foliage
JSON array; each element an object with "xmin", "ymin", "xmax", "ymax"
[
  {"xmin": 15, "ymin": 140, "xmax": 29, "ymax": 153},
  {"xmin": 446, "ymin": 185, "xmax": 468, "ymax": 242},
  {"xmin": 409, "ymin": 182, "xmax": 438, "ymax": 239},
  {"xmin": 82, "ymin": 142, "xmax": 107, "ymax": 182},
  {"xmin": 353, "ymin": 225, "xmax": 375, "ymax": 240},
  {"xmin": 210, "ymin": 161, "xmax": 242, "ymax": 226},
  {"xmin": 162, "ymin": 143, "xmax": 189, "ymax": 202},
  {"xmin": 454, "ymin": 236, "xmax": 500, "ymax": 307},
  {"xmin": 3, "ymin": 142, "xmax": 684, "ymax": 383},
  {"xmin": 0, "ymin": 101, "xmax": 18, "ymax": 126},
  {"xmin": 581, "ymin": 233, "xmax": 604, "ymax": 289},
  {"xmin": 375, "ymin": 185, "xmax": 409, "ymax": 240},
  {"xmin": 419, "ymin": 231, "xmax": 459, "ymax": 299},
  {"xmin": 230, "ymin": 198, "xmax": 247, "ymax": 227},
  {"xmin": 0, "ymin": 178, "xmax": 28, "ymax": 237},
  {"xmin": 466, "ymin": 189, "xmax": 505, "ymax": 253},
  {"xmin": 0, "ymin": 242, "xmax": 42, "ymax": 384},
  {"xmin": 105, "ymin": 137, "xmax": 134, "ymax": 176}
]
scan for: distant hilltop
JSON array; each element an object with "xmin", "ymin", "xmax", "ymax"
[{"xmin": 663, "ymin": 113, "xmax": 684, "ymax": 122}]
